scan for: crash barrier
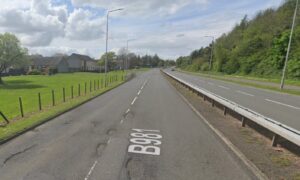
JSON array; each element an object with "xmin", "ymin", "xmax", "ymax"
[{"xmin": 163, "ymin": 70, "xmax": 300, "ymax": 147}]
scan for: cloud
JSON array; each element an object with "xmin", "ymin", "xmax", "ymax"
[
  {"xmin": 0, "ymin": 0, "xmax": 66, "ymax": 46},
  {"xmin": 71, "ymin": 0, "xmax": 208, "ymax": 17},
  {"xmin": 65, "ymin": 9, "xmax": 105, "ymax": 40}
]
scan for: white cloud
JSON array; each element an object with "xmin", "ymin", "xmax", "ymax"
[
  {"xmin": 71, "ymin": 0, "xmax": 208, "ymax": 17},
  {"xmin": 0, "ymin": 0, "xmax": 66, "ymax": 46},
  {"xmin": 65, "ymin": 9, "xmax": 105, "ymax": 40}
]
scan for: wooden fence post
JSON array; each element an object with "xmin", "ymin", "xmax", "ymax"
[
  {"xmin": 19, "ymin": 97, "xmax": 24, "ymax": 117},
  {"xmin": 63, "ymin": 88, "xmax": 66, "ymax": 102},
  {"xmin": 78, "ymin": 84, "xmax": 81, "ymax": 96},
  {"xmin": 52, "ymin": 90, "xmax": 55, "ymax": 106},
  {"xmin": 0, "ymin": 111, "xmax": 9, "ymax": 124},
  {"xmin": 71, "ymin": 86, "xmax": 74, "ymax": 99},
  {"xmin": 85, "ymin": 82, "xmax": 87, "ymax": 95},
  {"xmin": 38, "ymin": 92, "xmax": 42, "ymax": 111}
]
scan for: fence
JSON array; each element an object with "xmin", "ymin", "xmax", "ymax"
[{"xmin": 0, "ymin": 73, "xmax": 126, "ymax": 125}]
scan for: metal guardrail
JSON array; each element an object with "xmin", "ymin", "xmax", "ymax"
[{"xmin": 163, "ymin": 70, "xmax": 300, "ymax": 147}]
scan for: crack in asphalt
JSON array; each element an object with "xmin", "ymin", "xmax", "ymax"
[{"xmin": 3, "ymin": 144, "xmax": 37, "ymax": 165}]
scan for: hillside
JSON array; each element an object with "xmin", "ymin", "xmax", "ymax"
[{"xmin": 176, "ymin": 0, "xmax": 300, "ymax": 80}]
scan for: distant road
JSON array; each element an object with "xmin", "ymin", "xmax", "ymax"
[
  {"xmin": 0, "ymin": 69, "xmax": 256, "ymax": 180},
  {"xmin": 167, "ymin": 69, "xmax": 300, "ymax": 132}
]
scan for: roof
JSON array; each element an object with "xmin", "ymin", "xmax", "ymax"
[
  {"xmin": 69, "ymin": 53, "xmax": 97, "ymax": 62},
  {"xmin": 30, "ymin": 56, "xmax": 67, "ymax": 66}
]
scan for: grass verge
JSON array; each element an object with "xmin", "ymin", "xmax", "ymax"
[
  {"xmin": 0, "ymin": 71, "xmax": 127, "ymax": 142},
  {"xmin": 177, "ymin": 69, "xmax": 300, "ymax": 96}
]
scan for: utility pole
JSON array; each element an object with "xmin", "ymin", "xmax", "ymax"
[
  {"xmin": 204, "ymin": 36, "xmax": 215, "ymax": 70},
  {"xmin": 105, "ymin": 8, "xmax": 124, "ymax": 74},
  {"xmin": 126, "ymin": 39, "xmax": 136, "ymax": 70},
  {"xmin": 280, "ymin": 0, "xmax": 298, "ymax": 90}
]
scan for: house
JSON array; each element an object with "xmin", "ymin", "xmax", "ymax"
[
  {"xmin": 67, "ymin": 53, "xmax": 100, "ymax": 72},
  {"xmin": 29, "ymin": 56, "xmax": 69, "ymax": 73}
]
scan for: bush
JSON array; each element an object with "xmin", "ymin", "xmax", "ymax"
[{"xmin": 27, "ymin": 70, "xmax": 42, "ymax": 75}]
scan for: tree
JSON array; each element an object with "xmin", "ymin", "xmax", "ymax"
[
  {"xmin": 0, "ymin": 33, "xmax": 28, "ymax": 84},
  {"xmin": 98, "ymin": 51, "xmax": 117, "ymax": 71}
]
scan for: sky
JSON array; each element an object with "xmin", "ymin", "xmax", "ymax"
[{"xmin": 0, "ymin": 0, "xmax": 284, "ymax": 60}]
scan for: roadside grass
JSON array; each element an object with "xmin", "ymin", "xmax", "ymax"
[
  {"xmin": 0, "ymin": 72, "xmax": 124, "ymax": 120},
  {"xmin": 270, "ymin": 154, "xmax": 292, "ymax": 167},
  {"xmin": 0, "ymin": 71, "xmax": 126, "ymax": 141},
  {"xmin": 293, "ymin": 173, "xmax": 300, "ymax": 180},
  {"xmin": 177, "ymin": 69, "xmax": 300, "ymax": 96}
]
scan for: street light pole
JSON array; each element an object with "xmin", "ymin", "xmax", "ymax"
[
  {"xmin": 280, "ymin": 0, "xmax": 298, "ymax": 90},
  {"xmin": 204, "ymin": 36, "xmax": 215, "ymax": 70},
  {"xmin": 105, "ymin": 8, "xmax": 124, "ymax": 74},
  {"xmin": 126, "ymin": 39, "xmax": 136, "ymax": 70}
]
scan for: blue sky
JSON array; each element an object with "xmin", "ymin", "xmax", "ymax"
[{"xmin": 0, "ymin": 0, "xmax": 284, "ymax": 59}]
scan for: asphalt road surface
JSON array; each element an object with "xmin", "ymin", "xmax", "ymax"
[
  {"xmin": 167, "ymin": 70, "xmax": 300, "ymax": 132},
  {"xmin": 0, "ymin": 69, "xmax": 257, "ymax": 180}
]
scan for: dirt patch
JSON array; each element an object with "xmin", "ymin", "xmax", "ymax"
[{"xmin": 165, "ymin": 74, "xmax": 300, "ymax": 180}]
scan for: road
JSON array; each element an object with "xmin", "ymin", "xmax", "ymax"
[
  {"xmin": 167, "ymin": 70, "xmax": 300, "ymax": 132},
  {"xmin": 0, "ymin": 69, "xmax": 257, "ymax": 180}
]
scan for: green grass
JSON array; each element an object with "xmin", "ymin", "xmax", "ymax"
[
  {"xmin": 0, "ymin": 71, "xmax": 127, "ymax": 141},
  {"xmin": 177, "ymin": 69, "xmax": 300, "ymax": 96},
  {"xmin": 271, "ymin": 155, "xmax": 292, "ymax": 167},
  {"xmin": 0, "ymin": 71, "xmax": 125, "ymax": 120}
]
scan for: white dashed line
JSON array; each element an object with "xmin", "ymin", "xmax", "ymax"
[
  {"xmin": 218, "ymin": 85, "xmax": 230, "ymax": 90},
  {"xmin": 84, "ymin": 160, "xmax": 98, "ymax": 180},
  {"xmin": 265, "ymin": 99, "xmax": 300, "ymax": 110},
  {"xmin": 120, "ymin": 119, "xmax": 124, "ymax": 124},
  {"xmin": 236, "ymin": 90, "xmax": 254, "ymax": 97},
  {"xmin": 137, "ymin": 90, "xmax": 141, "ymax": 95},
  {"xmin": 126, "ymin": 109, "xmax": 130, "ymax": 114},
  {"xmin": 131, "ymin": 97, "xmax": 138, "ymax": 105},
  {"xmin": 107, "ymin": 137, "xmax": 111, "ymax": 144}
]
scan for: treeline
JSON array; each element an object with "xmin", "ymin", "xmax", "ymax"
[
  {"xmin": 99, "ymin": 51, "xmax": 175, "ymax": 70},
  {"xmin": 177, "ymin": 0, "xmax": 300, "ymax": 79}
]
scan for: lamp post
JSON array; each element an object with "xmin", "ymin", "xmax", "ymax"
[
  {"xmin": 204, "ymin": 36, "xmax": 215, "ymax": 70},
  {"xmin": 126, "ymin": 39, "xmax": 136, "ymax": 70},
  {"xmin": 105, "ymin": 8, "xmax": 124, "ymax": 74},
  {"xmin": 280, "ymin": 0, "xmax": 298, "ymax": 90}
]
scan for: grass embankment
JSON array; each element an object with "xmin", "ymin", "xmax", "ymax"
[
  {"xmin": 0, "ymin": 71, "xmax": 126, "ymax": 141},
  {"xmin": 177, "ymin": 69, "xmax": 300, "ymax": 96}
]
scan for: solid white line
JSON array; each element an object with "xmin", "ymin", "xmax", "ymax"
[
  {"xmin": 131, "ymin": 97, "xmax": 138, "ymax": 105},
  {"xmin": 265, "ymin": 99, "xmax": 300, "ymax": 110},
  {"xmin": 137, "ymin": 90, "xmax": 141, "ymax": 95},
  {"xmin": 84, "ymin": 160, "xmax": 98, "ymax": 180},
  {"xmin": 126, "ymin": 109, "xmax": 130, "ymax": 114},
  {"xmin": 236, "ymin": 90, "xmax": 254, "ymax": 97},
  {"xmin": 218, "ymin": 85, "xmax": 230, "ymax": 90}
]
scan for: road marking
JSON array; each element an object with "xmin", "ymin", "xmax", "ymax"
[
  {"xmin": 175, "ymin": 90, "xmax": 268, "ymax": 180},
  {"xmin": 126, "ymin": 109, "xmax": 130, "ymax": 114},
  {"xmin": 120, "ymin": 119, "xmax": 124, "ymax": 124},
  {"xmin": 137, "ymin": 90, "xmax": 141, "ymax": 95},
  {"xmin": 131, "ymin": 97, "xmax": 138, "ymax": 105},
  {"xmin": 84, "ymin": 160, "xmax": 98, "ymax": 180},
  {"xmin": 128, "ymin": 129, "xmax": 162, "ymax": 156},
  {"xmin": 236, "ymin": 90, "xmax": 254, "ymax": 97},
  {"xmin": 265, "ymin": 99, "xmax": 300, "ymax": 110},
  {"xmin": 107, "ymin": 137, "xmax": 111, "ymax": 144},
  {"xmin": 218, "ymin": 85, "xmax": 230, "ymax": 90}
]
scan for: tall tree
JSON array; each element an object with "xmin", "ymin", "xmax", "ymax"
[{"xmin": 0, "ymin": 33, "xmax": 28, "ymax": 84}]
